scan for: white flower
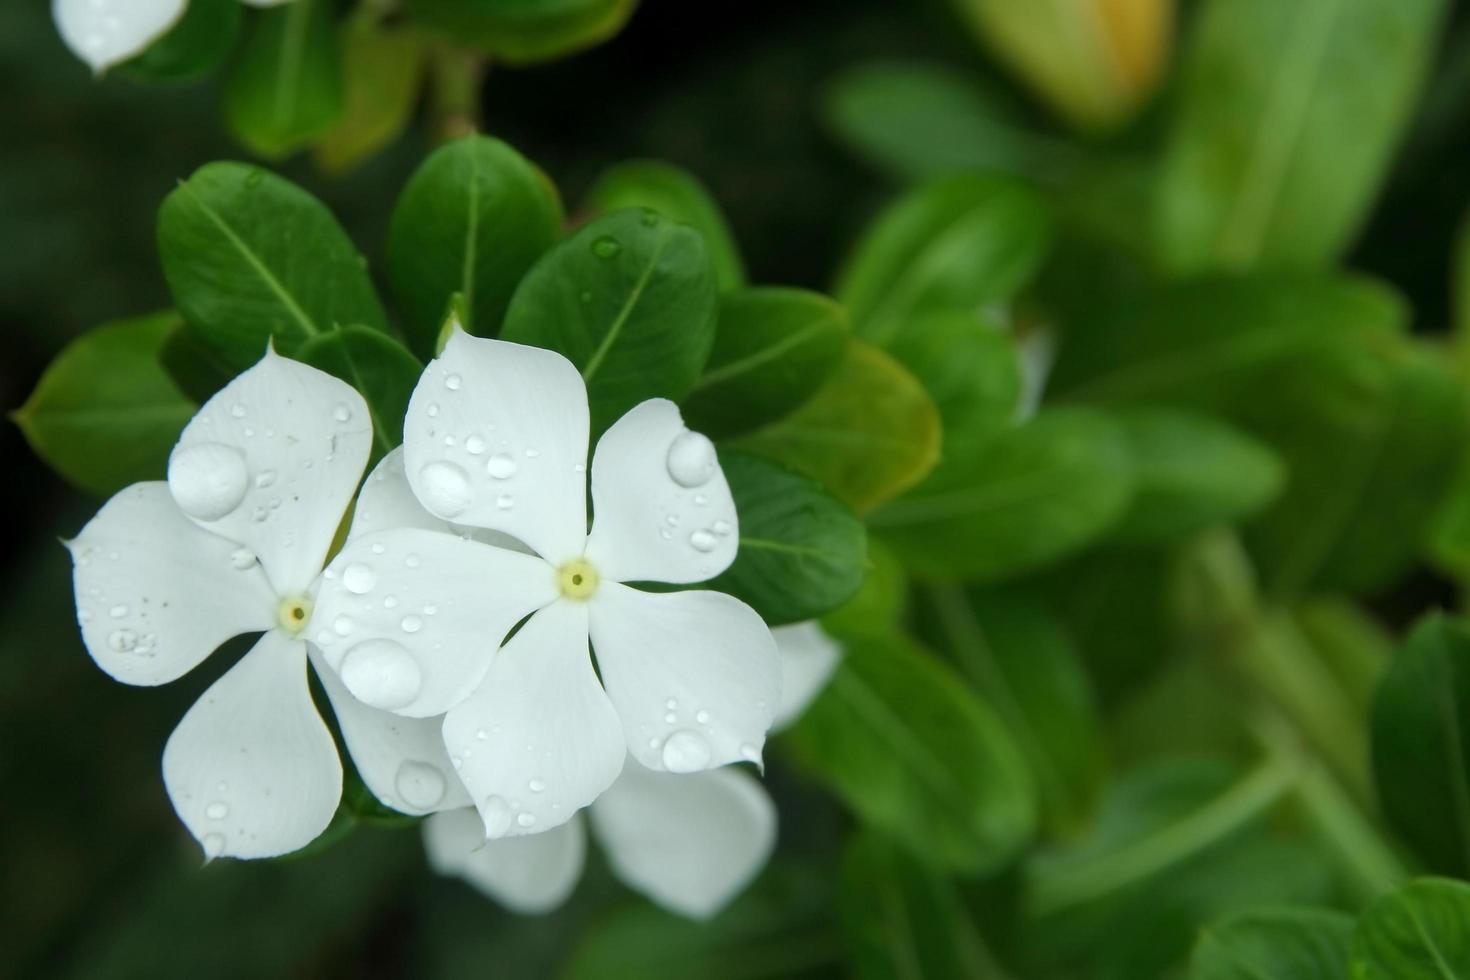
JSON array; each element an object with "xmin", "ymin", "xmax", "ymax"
[
  {"xmin": 68, "ymin": 348, "xmax": 386, "ymax": 860},
  {"xmin": 311, "ymin": 329, "xmax": 782, "ymax": 840},
  {"xmin": 53, "ymin": 0, "xmax": 292, "ymax": 74},
  {"xmin": 422, "ymin": 624, "xmax": 840, "ymax": 919}
]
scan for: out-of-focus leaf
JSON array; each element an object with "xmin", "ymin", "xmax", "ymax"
[
  {"xmin": 683, "ymin": 287, "xmax": 847, "ymax": 440},
  {"xmin": 160, "ymin": 321, "xmax": 237, "ymax": 405},
  {"xmin": 120, "ymin": 0, "xmax": 240, "ymax": 82},
  {"xmin": 1371, "ymin": 615, "xmax": 1470, "ymax": 878},
  {"xmin": 820, "ymin": 60, "xmax": 1065, "ymax": 182},
  {"xmin": 835, "ymin": 173, "xmax": 1051, "ymax": 344},
  {"xmin": 1293, "ymin": 598, "xmax": 1391, "ymax": 716},
  {"xmin": 501, "ymin": 208, "xmax": 717, "ymax": 435},
  {"xmin": 870, "ymin": 409, "xmax": 1134, "ymax": 581},
  {"xmin": 313, "ymin": 19, "xmax": 425, "ymax": 174},
  {"xmin": 222, "ymin": 0, "xmax": 343, "ymax": 159},
  {"xmin": 1351, "ymin": 877, "xmax": 1470, "ymax": 980},
  {"xmin": 584, "ymin": 160, "xmax": 746, "ymax": 291},
  {"xmin": 789, "ymin": 635, "xmax": 1036, "ymax": 873},
  {"xmin": 1188, "ymin": 907, "xmax": 1354, "ymax": 980},
  {"xmin": 735, "ymin": 341, "xmax": 941, "ymax": 514},
  {"xmin": 821, "ymin": 538, "xmax": 907, "ymax": 644},
  {"xmin": 387, "ymin": 135, "xmax": 564, "ymax": 354},
  {"xmin": 839, "ymin": 833, "xmax": 1013, "ymax": 979},
  {"xmin": 710, "ymin": 452, "xmax": 867, "ymax": 627},
  {"xmin": 157, "ymin": 162, "xmax": 388, "ymax": 368},
  {"xmin": 1108, "ymin": 408, "xmax": 1283, "ymax": 544},
  {"xmin": 14, "ymin": 312, "xmax": 193, "ymax": 497},
  {"xmin": 948, "ymin": 0, "xmax": 1173, "ymax": 130},
  {"xmin": 402, "ymin": 0, "xmax": 637, "ymax": 65},
  {"xmin": 295, "ymin": 325, "xmax": 423, "ymax": 464},
  {"xmin": 886, "ymin": 311, "xmax": 1021, "ymax": 459},
  {"xmin": 1429, "ymin": 455, "xmax": 1470, "ymax": 580},
  {"xmin": 1155, "ymin": 0, "xmax": 1447, "ymax": 271}
]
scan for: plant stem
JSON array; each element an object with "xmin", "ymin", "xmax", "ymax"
[{"xmin": 430, "ymin": 47, "xmax": 486, "ymax": 142}]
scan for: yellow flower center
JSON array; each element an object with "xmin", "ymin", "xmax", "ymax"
[
  {"xmin": 277, "ymin": 595, "xmax": 314, "ymax": 634},
  {"xmin": 558, "ymin": 559, "xmax": 600, "ymax": 600}
]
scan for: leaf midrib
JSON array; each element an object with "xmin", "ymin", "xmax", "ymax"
[
  {"xmin": 692, "ymin": 319, "xmax": 834, "ymax": 391},
  {"xmin": 581, "ymin": 227, "xmax": 673, "ymax": 383}
]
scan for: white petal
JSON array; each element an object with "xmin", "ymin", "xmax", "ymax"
[
  {"xmin": 69, "ymin": 483, "xmax": 276, "ymax": 687},
  {"xmin": 443, "ymin": 599, "xmax": 625, "ymax": 838},
  {"xmin": 311, "ymin": 528, "xmax": 556, "ymax": 718},
  {"xmin": 162, "ymin": 631, "xmax": 342, "ymax": 860},
  {"xmin": 584, "ymin": 400, "xmax": 739, "ymax": 585},
  {"xmin": 52, "ymin": 0, "xmax": 185, "ymax": 73},
  {"xmin": 772, "ymin": 622, "xmax": 842, "ymax": 731},
  {"xmin": 169, "ymin": 348, "xmax": 372, "ymax": 595},
  {"xmin": 309, "ymin": 647, "xmax": 470, "ymax": 816},
  {"xmin": 424, "ymin": 808, "xmax": 586, "ymax": 914},
  {"xmin": 589, "ymin": 583, "xmax": 779, "ymax": 772},
  {"xmin": 590, "ymin": 764, "xmax": 776, "ymax": 919},
  {"xmin": 350, "ymin": 446, "xmax": 531, "ymax": 555},
  {"xmin": 403, "ymin": 331, "xmax": 589, "ymax": 565}
]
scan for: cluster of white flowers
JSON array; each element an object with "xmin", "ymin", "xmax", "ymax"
[
  {"xmin": 53, "ymin": 0, "xmax": 292, "ymax": 74},
  {"xmin": 68, "ymin": 330, "xmax": 841, "ymax": 918}
]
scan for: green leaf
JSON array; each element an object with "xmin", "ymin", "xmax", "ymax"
[
  {"xmin": 835, "ymin": 173, "xmax": 1051, "ymax": 344},
  {"xmin": 1351, "ymin": 877, "xmax": 1470, "ymax": 980},
  {"xmin": 312, "ymin": 18, "xmax": 425, "ymax": 175},
  {"xmin": 1371, "ymin": 615, "xmax": 1470, "ymax": 877},
  {"xmin": 1189, "ymin": 908, "xmax": 1354, "ymax": 980},
  {"xmin": 925, "ymin": 587, "xmax": 1104, "ymax": 836},
  {"xmin": 820, "ymin": 60, "xmax": 1063, "ymax": 182},
  {"xmin": 1155, "ymin": 0, "xmax": 1447, "ymax": 271},
  {"xmin": 14, "ymin": 312, "xmax": 194, "ymax": 497},
  {"xmin": 295, "ymin": 326, "xmax": 423, "ymax": 464},
  {"xmin": 734, "ymin": 341, "xmax": 941, "ymax": 514},
  {"xmin": 821, "ymin": 538, "xmax": 908, "ymax": 644},
  {"xmin": 157, "ymin": 162, "xmax": 388, "ymax": 369},
  {"xmin": 789, "ymin": 634, "xmax": 1036, "ymax": 873},
  {"xmin": 682, "ymin": 287, "xmax": 848, "ymax": 440},
  {"xmin": 222, "ymin": 0, "xmax": 343, "ymax": 159},
  {"xmin": 119, "ymin": 0, "xmax": 240, "ymax": 83},
  {"xmin": 401, "ymin": 0, "xmax": 636, "ymax": 65},
  {"xmin": 708, "ymin": 452, "xmax": 866, "ymax": 627},
  {"xmin": 159, "ymin": 322, "xmax": 238, "ymax": 405},
  {"xmin": 562, "ymin": 869, "xmax": 837, "ymax": 980},
  {"xmin": 584, "ymin": 160, "xmax": 746, "ymax": 291},
  {"xmin": 501, "ymin": 208, "xmax": 718, "ymax": 435},
  {"xmin": 386, "ymin": 135, "xmax": 563, "ymax": 355},
  {"xmin": 1108, "ymin": 408, "xmax": 1284, "ymax": 544},
  {"xmin": 839, "ymin": 833, "xmax": 1013, "ymax": 980},
  {"xmin": 1430, "ymin": 457, "xmax": 1470, "ymax": 580},
  {"xmin": 885, "ymin": 311, "xmax": 1022, "ymax": 459},
  {"xmin": 870, "ymin": 409, "xmax": 1134, "ymax": 581}
]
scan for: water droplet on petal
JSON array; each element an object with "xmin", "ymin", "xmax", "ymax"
[
  {"xmin": 666, "ymin": 431, "xmax": 717, "ymax": 488},
  {"xmin": 712, "ymin": 519, "xmax": 732, "ymax": 535},
  {"xmin": 109, "ymin": 604, "xmax": 128, "ymax": 619},
  {"xmin": 342, "ymin": 562, "xmax": 376, "ymax": 595},
  {"xmin": 445, "ymin": 374, "xmax": 462, "ymax": 391},
  {"xmin": 591, "ymin": 236, "xmax": 622, "ymax": 259},
  {"xmin": 418, "ymin": 461, "xmax": 472, "ymax": 518},
  {"xmin": 696, "ymin": 710, "xmax": 710, "ymax": 724},
  {"xmin": 254, "ymin": 469, "xmax": 277, "ymax": 489},
  {"xmin": 485, "ymin": 453, "xmax": 517, "ymax": 479},
  {"xmin": 206, "ymin": 801, "xmax": 229, "ymax": 820},
  {"xmin": 229, "ymin": 547, "xmax": 257, "ymax": 570},
  {"xmin": 482, "ymin": 795, "xmax": 513, "ymax": 838},
  {"xmin": 465, "ymin": 434, "xmax": 486, "ymax": 455},
  {"xmin": 108, "ymin": 629, "xmax": 138, "ymax": 653},
  {"xmin": 528, "ymin": 778, "xmax": 546, "ymax": 793},
  {"xmin": 168, "ymin": 442, "xmax": 249, "ymax": 521},
  {"xmin": 496, "ymin": 494, "xmax": 514, "ymax": 510},
  {"xmin": 341, "ymin": 639, "xmax": 421, "ymax": 710},
  {"xmin": 395, "ymin": 761, "xmax": 446, "ymax": 809},
  {"xmin": 333, "ymin": 403, "xmax": 352, "ymax": 422},
  {"xmin": 427, "ymin": 403, "xmax": 440, "ymax": 418},
  {"xmin": 516, "ymin": 812, "xmax": 537, "ymax": 828},
  {"xmin": 661, "ymin": 730, "xmax": 712, "ymax": 773},
  {"xmin": 400, "ymin": 615, "xmax": 423, "ymax": 634},
  {"xmin": 230, "ymin": 404, "xmax": 247, "ymax": 419},
  {"xmin": 690, "ymin": 530, "xmax": 718, "ymax": 553}
]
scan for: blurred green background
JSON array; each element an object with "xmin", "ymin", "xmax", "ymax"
[{"xmin": 6, "ymin": 0, "xmax": 1470, "ymax": 977}]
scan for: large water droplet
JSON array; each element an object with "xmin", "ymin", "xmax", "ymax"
[
  {"xmin": 418, "ymin": 461, "xmax": 472, "ymax": 517},
  {"xmin": 661, "ymin": 730, "xmax": 712, "ymax": 773},
  {"xmin": 342, "ymin": 562, "xmax": 376, "ymax": 595},
  {"xmin": 591, "ymin": 236, "xmax": 622, "ymax": 259},
  {"xmin": 666, "ymin": 431, "xmax": 717, "ymax": 488},
  {"xmin": 340, "ymin": 639, "xmax": 421, "ymax": 710},
  {"xmin": 482, "ymin": 795, "xmax": 513, "ymax": 838},
  {"xmin": 689, "ymin": 530, "xmax": 718, "ymax": 553},
  {"xmin": 395, "ymin": 760, "xmax": 447, "ymax": 810},
  {"xmin": 485, "ymin": 453, "xmax": 517, "ymax": 480},
  {"xmin": 168, "ymin": 442, "xmax": 249, "ymax": 521}
]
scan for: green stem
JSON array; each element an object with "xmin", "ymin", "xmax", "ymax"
[{"xmin": 429, "ymin": 47, "xmax": 486, "ymax": 142}]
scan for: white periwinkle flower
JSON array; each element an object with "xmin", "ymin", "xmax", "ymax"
[
  {"xmin": 312, "ymin": 329, "xmax": 782, "ymax": 840},
  {"xmin": 53, "ymin": 0, "xmax": 291, "ymax": 74},
  {"xmin": 422, "ymin": 622, "xmax": 841, "ymax": 919},
  {"xmin": 66, "ymin": 348, "xmax": 424, "ymax": 860}
]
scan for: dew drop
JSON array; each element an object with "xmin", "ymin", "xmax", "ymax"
[
  {"xmin": 206, "ymin": 801, "xmax": 229, "ymax": 820},
  {"xmin": 445, "ymin": 374, "xmax": 462, "ymax": 391},
  {"xmin": 341, "ymin": 639, "xmax": 421, "ymax": 710},
  {"xmin": 427, "ymin": 403, "xmax": 440, "ymax": 418},
  {"xmin": 696, "ymin": 710, "xmax": 710, "ymax": 724},
  {"xmin": 229, "ymin": 547, "xmax": 257, "ymax": 570},
  {"xmin": 485, "ymin": 453, "xmax": 517, "ymax": 479},
  {"xmin": 107, "ymin": 629, "xmax": 138, "ymax": 653},
  {"xmin": 591, "ymin": 236, "xmax": 622, "ymax": 259},
  {"xmin": 496, "ymin": 494, "xmax": 515, "ymax": 510},
  {"xmin": 661, "ymin": 730, "xmax": 712, "ymax": 773},
  {"xmin": 465, "ymin": 434, "xmax": 486, "ymax": 455},
  {"xmin": 400, "ymin": 615, "xmax": 423, "ymax": 634},
  {"xmin": 342, "ymin": 562, "xmax": 376, "ymax": 595},
  {"xmin": 230, "ymin": 404, "xmax": 247, "ymax": 419},
  {"xmin": 482, "ymin": 795, "xmax": 513, "ymax": 838},
  {"xmin": 516, "ymin": 812, "xmax": 537, "ymax": 828},
  {"xmin": 109, "ymin": 604, "xmax": 128, "ymax": 619},
  {"xmin": 689, "ymin": 530, "xmax": 718, "ymax": 553},
  {"xmin": 417, "ymin": 461, "xmax": 472, "ymax": 518},
  {"xmin": 666, "ymin": 431, "xmax": 717, "ymax": 488},
  {"xmin": 712, "ymin": 519, "xmax": 732, "ymax": 535},
  {"xmin": 383, "ymin": 595, "xmax": 399, "ymax": 609},
  {"xmin": 168, "ymin": 442, "xmax": 249, "ymax": 521},
  {"xmin": 395, "ymin": 760, "xmax": 446, "ymax": 810},
  {"xmin": 254, "ymin": 469, "xmax": 277, "ymax": 489},
  {"xmin": 406, "ymin": 553, "xmax": 422, "ymax": 569},
  {"xmin": 370, "ymin": 542, "xmax": 386, "ymax": 555},
  {"xmin": 528, "ymin": 778, "xmax": 546, "ymax": 793},
  {"xmin": 333, "ymin": 403, "xmax": 352, "ymax": 422}
]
